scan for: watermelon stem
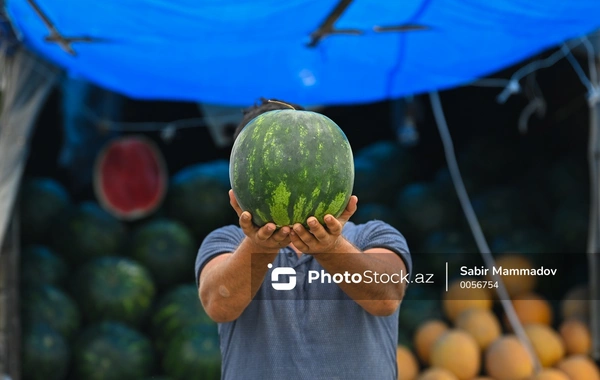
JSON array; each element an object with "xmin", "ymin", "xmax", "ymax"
[{"xmin": 267, "ymin": 99, "xmax": 296, "ymax": 110}]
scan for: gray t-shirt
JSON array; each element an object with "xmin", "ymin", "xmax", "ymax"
[{"xmin": 195, "ymin": 220, "xmax": 412, "ymax": 380}]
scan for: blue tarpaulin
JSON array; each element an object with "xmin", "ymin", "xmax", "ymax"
[{"xmin": 5, "ymin": 1, "xmax": 600, "ymax": 104}]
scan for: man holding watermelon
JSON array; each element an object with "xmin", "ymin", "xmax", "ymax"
[{"xmin": 196, "ymin": 99, "xmax": 412, "ymax": 380}]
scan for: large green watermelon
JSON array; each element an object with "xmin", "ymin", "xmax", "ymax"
[
  {"xmin": 471, "ymin": 187, "xmax": 534, "ymax": 239},
  {"xmin": 20, "ymin": 245, "xmax": 68, "ymax": 288},
  {"xmin": 72, "ymin": 321, "xmax": 154, "ymax": 380},
  {"xmin": 395, "ymin": 182, "xmax": 460, "ymax": 237},
  {"xmin": 552, "ymin": 198, "xmax": 588, "ymax": 252},
  {"xmin": 130, "ymin": 218, "xmax": 196, "ymax": 290},
  {"xmin": 352, "ymin": 141, "xmax": 415, "ymax": 205},
  {"xmin": 351, "ymin": 202, "xmax": 402, "ymax": 230},
  {"xmin": 457, "ymin": 135, "xmax": 525, "ymax": 187},
  {"xmin": 417, "ymin": 229, "xmax": 480, "ymax": 279},
  {"xmin": 21, "ymin": 323, "xmax": 70, "ymax": 380},
  {"xmin": 490, "ymin": 227, "xmax": 559, "ymax": 254},
  {"xmin": 544, "ymin": 154, "xmax": 588, "ymax": 206},
  {"xmin": 432, "ymin": 166, "xmax": 479, "ymax": 209},
  {"xmin": 71, "ymin": 256, "xmax": 156, "ymax": 326},
  {"xmin": 151, "ymin": 284, "xmax": 216, "ymax": 353},
  {"xmin": 163, "ymin": 324, "xmax": 221, "ymax": 380},
  {"xmin": 516, "ymin": 166, "xmax": 555, "ymax": 229},
  {"xmin": 166, "ymin": 160, "xmax": 236, "ymax": 239},
  {"xmin": 19, "ymin": 177, "xmax": 70, "ymax": 244},
  {"xmin": 21, "ymin": 284, "xmax": 81, "ymax": 340},
  {"xmin": 353, "ymin": 157, "xmax": 383, "ymax": 205},
  {"xmin": 229, "ymin": 109, "xmax": 354, "ymax": 227},
  {"xmin": 50, "ymin": 202, "xmax": 126, "ymax": 267}
]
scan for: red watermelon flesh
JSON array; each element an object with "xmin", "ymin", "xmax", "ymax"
[{"xmin": 95, "ymin": 136, "xmax": 167, "ymax": 220}]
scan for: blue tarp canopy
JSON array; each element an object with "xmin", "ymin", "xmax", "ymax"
[{"xmin": 5, "ymin": 0, "xmax": 600, "ymax": 105}]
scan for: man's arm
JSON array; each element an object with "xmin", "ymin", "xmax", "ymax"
[
  {"xmin": 289, "ymin": 196, "xmax": 409, "ymax": 316},
  {"xmin": 198, "ymin": 191, "xmax": 291, "ymax": 323},
  {"xmin": 313, "ymin": 239, "xmax": 407, "ymax": 316},
  {"xmin": 199, "ymin": 238, "xmax": 277, "ymax": 323}
]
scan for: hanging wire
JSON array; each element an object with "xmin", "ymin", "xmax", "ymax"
[
  {"xmin": 575, "ymin": 36, "xmax": 600, "ymax": 255},
  {"xmin": 429, "ymin": 91, "xmax": 543, "ymax": 373},
  {"xmin": 581, "ymin": 36, "xmax": 599, "ymax": 87},
  {"xmin": 76, "ymin": 103, "xmax": 242, "ymax": 135},
  {"xmin": 562, "ymin": 44, "xmax": 596, "ymax": 95},
  {"xmin": 495, "ymin": 39, "xmax": 585, "ymax": 103},
  {"xmin": 558, "ymin": 36, "xmax": 600, "ymax": 257},
  {"xmin": 516, "ymin": 72, "xmax": 546, "ymax": 134}
]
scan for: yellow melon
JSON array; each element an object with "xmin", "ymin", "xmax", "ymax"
[
  {"xmin": 486, "ymin": 253, "xmax": 537, "ymax": 297},
  {"xmin": 397, "ymin": 345, "xmax": 419, "ymax": 380},
  {"xmin": 556, "ymin": 355, "xmax": 600, "ymax": 380},
  {"xmin": 455, "ymin": 308, "xmax": 502, "ymax": 350},
  {"xmin": 560, "ymin": 285, "xmax": 588, "ymax": 322},
  {"xmin": 417, "ymin": 368, "xmax": 459, "ymax": 380},
  {"xmin": 485, "ymin": 335, "xmax": 535, "ymax": 380},
  {"xmin": 443, "ymin": 278, "xmax": 493, "ymax": 322},
  {"xmin": 529, "ymin": 368, "xmax": 570, "ymax": 380},
  {"xmin": 523, "ymin": 324, "xmax": 565, "ymax": 367},
  {"xmin": 414, "ymin": 320, "xmax": 450, "ymax": 365},
  {"xmin": 430, "ymin": 330, "xmax": 481, "ymax": 380},
  {"xmin": 505, "ymin": 293, "xmax": 553, "ymax": 329},
  {"xmin": 559, "ymin": 319, "xmax": 591, "ymax": 355}
]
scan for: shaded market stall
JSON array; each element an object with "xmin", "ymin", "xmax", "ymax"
[{"xmin": 1, "ymin": 1, "xmax": 600, "ymax": 379}]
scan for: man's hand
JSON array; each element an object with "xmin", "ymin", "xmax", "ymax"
[
  {"xmin": 229, "ymin": 190, "xmax": 291, "ymax": 252},
  {"xmin": 290, "ymin": 195, "xmax": 358, "ymax": 255}
]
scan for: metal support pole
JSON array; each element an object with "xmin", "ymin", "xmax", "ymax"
[{"xmin": 590, "ymin": 56, "xmax": 600, "ymax": 361}]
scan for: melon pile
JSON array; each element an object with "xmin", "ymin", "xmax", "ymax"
[
  {"xmin": 18, "ymin": 155, "xmax": 237, "ymax": 380},
  {"xmin": 344, "ymin": 115, "xmax": 595, "ymax": 378},
  {"xmin": 15, "ymin": 78, "xmax": 599, "ymax": 380},
  {"xmin": 396, "ymin": 252, "xmax": 598, "ymax": 380}
]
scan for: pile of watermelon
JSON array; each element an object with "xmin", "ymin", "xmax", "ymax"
[
  {"xmin": 18, "ymin": 155, "xmax": 237, "ymax": 380},
  {"xmin": 17, "ymin": 99, "xmax": 591, "ymax": 379}
]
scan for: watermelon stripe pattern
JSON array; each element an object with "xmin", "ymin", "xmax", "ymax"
[{"xmin": 230, "ymin": 110, "xmax": 354, "ymax": 227}]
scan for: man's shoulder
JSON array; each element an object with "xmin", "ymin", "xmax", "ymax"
[
  {"xmin": 343, "ymin": 219, "xmax": 409, "ymax": 254},
  {"xmin": 342, "ymin": 219, "xmax": 398, "ymax": 236},
  {"xmin": 207, "ymin": 224, "xmax": 244, "ymax": 236},
  {"xmin": 202, "ymin": 224, "xmax": 245, "ymax": 245}
]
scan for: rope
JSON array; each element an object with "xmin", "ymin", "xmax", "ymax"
[{"xmin": 429, "ymin": 91, "xmax": 543, "ymax": 373}]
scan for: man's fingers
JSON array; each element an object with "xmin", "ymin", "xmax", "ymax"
[
  {"xmin": 273, "ymin": 226, "xmax": 291, "ymax": 241},
  {"xmin": 307, "ymin": 217, "xmax": 329, "ymax": 241},
  {"xmin": 338, "ymin": 195, "xmax": 358, "ymax": 223},
  {"xmin": 292, "ymin": 223, "xmax": 316, "ymax": 245},
  {"xmin": 290, "ymin": 231, "xmax": 309, "ymax": 251},
  {"xmin": 229, "ymin": 190, "xmax": 243, "ymax": 216},
  {"xmin": 239, "ymin": 211, "xmax": 256, "ymax": 235},
  {"xmin": 256, "ymin": 223, "xmax": 277, "ymax": 241},
  {"xmin": 324, "ymin": 215, "xmax": 343, "ymax": 235}
]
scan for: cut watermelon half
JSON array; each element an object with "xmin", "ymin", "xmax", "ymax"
[{"xmin": 94, "ymin": 135, "xmax": 167, "ymax": 221}]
